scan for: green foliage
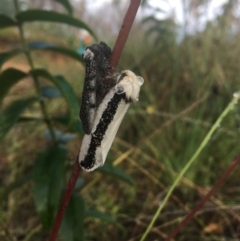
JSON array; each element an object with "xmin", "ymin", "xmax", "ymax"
[
  {"xmin": 1, "ymin": 0, "xmax": 240, "ymax": 241},
  {"xmin": 33, "ymin": 145, "xmax": 68, "ymax": 229},
  {"xmin": 0, "ymin": 50, "xmax": 23, "ymax": 67},
  {"xmin": 0, "ymin": 14, "xmax": 16, "ymax": 28},
  {"xmin": 0, "ymin": 97, "xmax": 38, "ymax": 141},
  {"xmin": 16, "ymin": 9, "xmax": 97, "ymax": 40},
  {"xmin": 41, "ymin": 86, "xmax": 62, "ymax": 98},
  {"xmin": 0, "ymin": 1, "xmax": 139, "ymax": 240},
  {"xmin": 60, "ymin": 194, "xmax": 85, "ymax": 241},
  {"xmin": 84, "ymin": 209, "xmax": 116, "ymax": 223},
  {"xmin": 28, "ymin": 41, "xmax": 84, "ymax": 63},
  {"xmin": 98, "ymin": 163, "xmax": 135, "ymax": 186},
  {"xmin": 0, "ymin": 68, "xmax": 27, "ymax": 103},
  {"xmin": 30, "ymin": 69, "xmax": 79, "ymax": 126}
]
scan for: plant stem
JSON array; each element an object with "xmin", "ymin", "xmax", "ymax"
[
  {"xmin": 13, "ymin": 0, "xmax": 57, "ymax": 144},
  {"xmin": 165, "ymin": 154, "xmax": 240, "ymax": 241},
  {"xmin": 140, "ymin": 90, "xmax": 240, "ymax": 241},
  {"xmin": 109, "ymin": 0, "xmax": 141, "ymax": 70}
]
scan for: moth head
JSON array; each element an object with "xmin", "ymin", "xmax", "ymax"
[
  {"xmin": 115, "ymin": 70, "xmax": 144, "ymax": 102},
  {"xmin": 83, "ymin": 48, "xmax": 95, "ymax": 60},
  {"xmin": 83, "ymin": 42, "xmax": 112, "ymax": 61}
]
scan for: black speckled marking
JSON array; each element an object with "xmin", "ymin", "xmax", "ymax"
[
  {"xmin": 80, "ymin": 56, "xmax": 97, "ymax": 134},
  {"xmin": 80, "ymin": 92, "xmax": 125, "ymax": 170},
  {"xmin": 80, "ymin": 42, "xmax": 115, "ymax": 134}
]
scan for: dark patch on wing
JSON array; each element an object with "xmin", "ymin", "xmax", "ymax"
[
  {"xmin": 80, "ymin": 92, "xmax": 125, "ymax": 170},
  {"xmin": 96, "ymin": 75, "xmax": 117, "ymax": 106},
  {"xmin": 80, "ymin": 57, "xmax": 97, "ymax": 134},
  {"xmin": 80, "ymin": 42, "xmax": 114, "ymax": 134}
]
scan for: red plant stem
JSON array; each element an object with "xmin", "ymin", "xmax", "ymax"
[
  {"xmin": 165, "ymin": 155, "xmax": 240, "ymax": 241},
  {"xmin": 109, "ymin": 0, "xmax": 141, "ymax": 70},
  {"xmin": 48, "ymin": 160, "xmax": 80, "ymax": 241},
  {"xmin": 48, "ymin": 1, "xmax": 141, "ymax": 241}
]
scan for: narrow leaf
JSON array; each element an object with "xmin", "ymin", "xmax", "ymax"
[
  {"xmin": 18, "ymin": 116, "xmax": 43, "ymax": 122},
  {"xmin": 28, "ymin": 42, "xmax": 83, "ymax": 64},
  {"xmin": 45, "ymin": 129, "xmax": 76, "ymax": 143},
  {"xmin": 0, "ymin": 14, "xmax": 17, "ymax": 29},
  {"xmin": 85, "ymin": 209, "xmax": 116, "ymax": 223},
  {"xmin": 53, "ymin": 115, "xmax": 84, "ymax": 136},
  {"xmin": 60, "ymin": 194, "xmax": 85, "ymax": 241},
  {"xmin": 16, "ymin": 10, "xmax": 97, "ymax": 40},
  {"xmin": 0, "ymin": 68, "xmax": 27, "ymax": 104},
  {"xmin": 41, "ymin": 86, "xmax": 62, "ymax": 98},
  {"xmin": 33, "ymin": 145, "xmax": 68, "ymax": 229},
  {"xmin": 0, "ymin": 97, "xmax": 38, "ymax": 141},
  {"xmin": 0, "ymin": 49, "xmax": 23, "ymax": 68},
  {"xmin": 53, "ymin": 0, "xmax": 73, "ymax": 15},
  {"xmin": 98, "ymin": 163, "xmax": 135, "ymax": 186},
  {"xmin": 30, "ymin": 69, "xmax": 79, "ymax": 126}
]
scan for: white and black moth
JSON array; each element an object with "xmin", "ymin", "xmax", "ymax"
[{"xmin": 79, "ymin": 43, "xmax": 144, "ymax": 172}]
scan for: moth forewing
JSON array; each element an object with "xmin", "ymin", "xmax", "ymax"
[
  {"xmin": 80, "ymin": 42, "xmax": 113, "ymax": 134},
  {"xmin": 79, "ymin": 70, "xmax": 144, "ymax": 172},
  {"xmin": 100, "ymin": 100, "xmax": 130, "ymax": 162},
  {"xmin": 80, "ymin": 48, "xmax": 97, "ymax": 134}
]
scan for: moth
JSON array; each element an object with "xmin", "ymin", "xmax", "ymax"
[
  {"xmin": 79, "ymin": 70, "xmax": 144, "ymax": 172},
  {"xmin": 80, "ymin": 42, "xmax": 114, "ymax": 134}
]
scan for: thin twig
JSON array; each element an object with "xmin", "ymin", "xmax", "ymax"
[
  {"xmin": 48, "ymin": 159, "xmax": 80, "ymax": 241},
  {"xmin": 48, "ymin": 1, "xmax": 141, "ymax": 240},
  {"xmin": 109, "ymin": 0, "xmax": 141, "ymax": 70},
  {"xmin": 165, "ymin": 155, "xmax": 240, "ymax": 241}
]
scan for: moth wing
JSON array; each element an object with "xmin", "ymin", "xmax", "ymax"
[
  {"xmin": 100, "ymin": 100, "xmax": 130, "ymax": 161},
  {"xmin": 94, "ymin": 146, "xmax": 105, "ymax": 168},
  {"xmin": 78, "ymin": 134, "xmax": 91, "ymax": 165},
  {"xmin": 78, "ymin": 134, "xmax": 103, "ymax": 172}
]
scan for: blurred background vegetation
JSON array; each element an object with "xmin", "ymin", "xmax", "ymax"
[{"xmin": 0, "ymin": 0, "xmax": 240, "ymax": 240}]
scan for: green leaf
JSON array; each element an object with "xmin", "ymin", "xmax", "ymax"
[
  {"xmin": 41, "ymin": 85, "xmax": 62, "ymax": 98},
  {"xmin": 60, "ymin": 193, "xmax": 85, "ymax": 241},
  {"xmin": 0, "ymin": 68, "xmax": 28, "ymax": 104},
  {"xmin": 85, "ymin": 209, "xmax": 116, "ymax": 223},
  {"xmin": 45, "ymin": 129, "xmax": 76, "ymax": 143},
  {"xmin": 53, "ymin": 0, "xmax": 73, "ymax": 15},
  {"xmin": 16, "ymin": 10, "xmax": 97, "ymax": 40},
  {"xmin": 0, "ymin": 174, "xmax": 32, "ymax": 203},
  {"xmin": 18, "ymin": 116, "xmax": 43, "ymax": 122},
  {"xmin": 53, "ymin": 115, "xmax": 84, "ymax": 136},
  {"xmin": 28, "ymin": 42, "xmax": 83, "ymax": 64},
  {"xmin": 33, "ymin": 145, "xmax": 68, "ymax": 229},
  {"xmin": 0, "ymin": 49, "xmax": 23, "ymax": 68},
  {"xmin": 0, "ymin": 97, "xmax": 38, "ymax": 141},
  {"xmin": 51, "ymin": 75, "xmax": 80, "ymax": 126},
  {"xmin": 98, "ymin": 163, "xmax": 135, "ymax": 186},
  {"xmin": 17, "ymin": 114, "xmax": 84, "ymax": 136},
  {"xmin": 30, "ymin": 69, "xmax": 79, "ymax": 126},
  {"xmin": 0, "ymin": 14, "xmax": 17, "ymax": 29}
]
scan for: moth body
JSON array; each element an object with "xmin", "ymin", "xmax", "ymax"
[{"xmin": 83, "ymin": 48, "xmax": 94, "ymax": 60}]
